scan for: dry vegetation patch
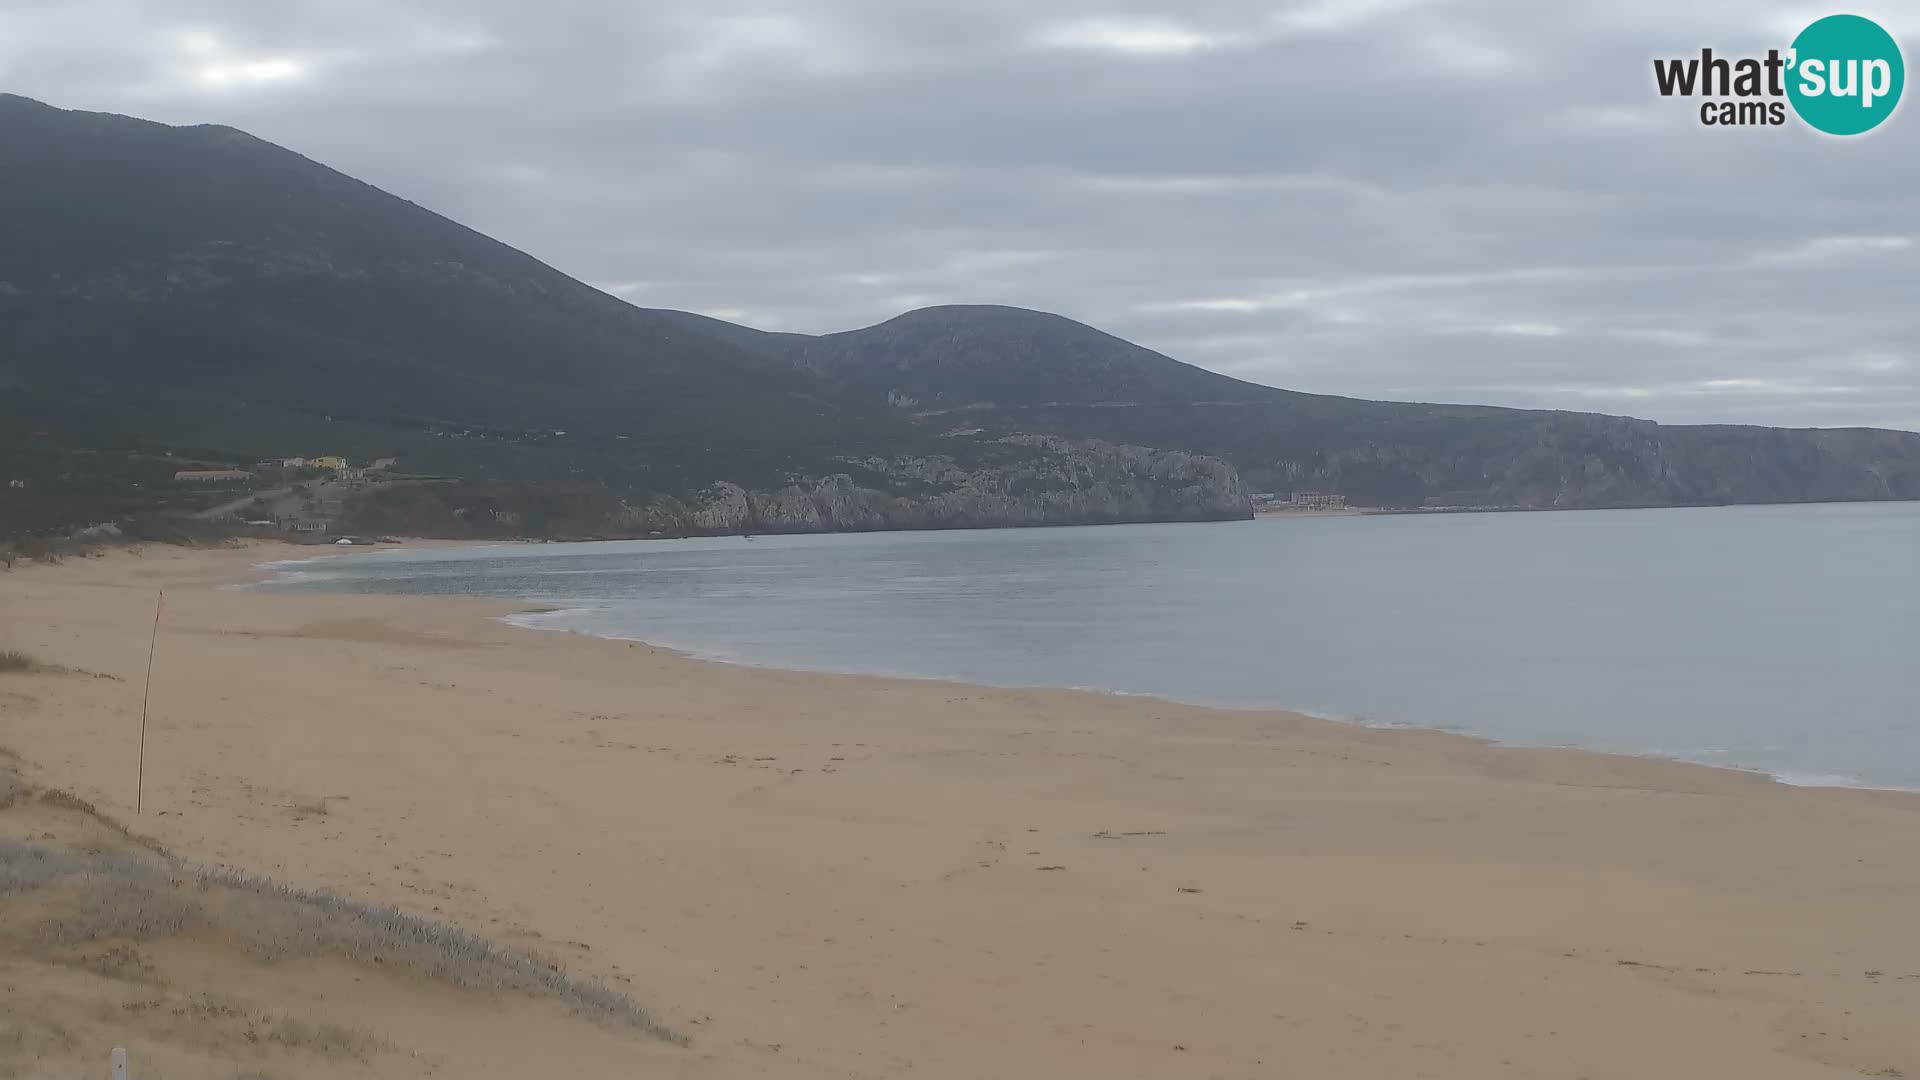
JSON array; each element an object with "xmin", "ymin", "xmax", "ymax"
[
  {"xmin": 0, "ymin": 847, "xmax": 676, "ymax": 1038},
  {"xmin": 0, "ymin": 649, "xmax": 39, "ymax": 674},
  {"xmin": 0, "ymin": 751, "xmax": 683, "ymax": 1076}
]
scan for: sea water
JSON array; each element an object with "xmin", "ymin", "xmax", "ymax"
[{"xmin": 259, "ymin": 502, "xmax": 1920, "ymax": 789}]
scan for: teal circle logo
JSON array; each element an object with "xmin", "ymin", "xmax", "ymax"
[{"xmin": 1787, "ymin": 14, "xmax": 1904, "ymax": 135}]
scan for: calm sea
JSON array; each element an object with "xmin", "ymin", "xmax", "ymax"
[{"xmin": 259, "ymin": 502, "xmax": 1920, "ymax": 789}]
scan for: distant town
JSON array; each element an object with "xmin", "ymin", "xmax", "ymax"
[
  {"xmin": 1251, "ymin": 491, "xmax": 1349, "ymax": 513},
  {"xmin": 170, "ymin": 455, "xmax": 406, "ymax": 535}
]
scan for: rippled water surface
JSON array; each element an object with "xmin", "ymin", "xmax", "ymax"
[{"xmin": 262, "ymin": 502, "xmax": 1920, "ymax": 789}]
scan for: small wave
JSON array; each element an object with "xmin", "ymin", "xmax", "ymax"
[
  {"xmin": 1637, "ymin": 748, "xmax": 1914, "ymax": 792},
  {"xmin": 1291, "ymin": 707, "xmax": 1457, "ymax": 733},
  {"xmin": 500, "ymin": 610, "xmax": 751, "ymax": 664},
  {"xmin": 249, "ymin": 554, "xmax": 358, "ymax": 587},
  {"xmin": 254, "ymin": 558, "xmax": 326, "ymax": 573},
  {"xmin": 1766, "ymin": 769, "xmax": 1892, "ymax": 791},
  {"xmin": 501, "ymin": 605, "xmax": 604, "ymax": 628},
  {"xmin": 1063, "ymin": 685, "xmax": 1152, "ymax": 698},
  {"xmin": 250, "ymin": 566, "xmax": 334, "ymax": 586}
]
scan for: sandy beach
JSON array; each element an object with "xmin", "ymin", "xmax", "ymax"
[{"xmin": 3, "ymin": 540, "xmax": 1919, "ymax": 1077}]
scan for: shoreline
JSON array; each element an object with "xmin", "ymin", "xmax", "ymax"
[
  {"xmin": 521, "ymin": 612, "xmax": 1910, "ymax": 794},
  {"xmin": 260, "ymin": 541, "xmax": 1912, "ymax": 796},
  {"xmin": 5, "ymin": 540, "xmax": 1920, "ymax": 1077},
  {"xmin": 503, "ymin": 606, "xmax": 1908, "ymax": 794}
]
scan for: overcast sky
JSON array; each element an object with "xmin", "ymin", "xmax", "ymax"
[{"xmin": 4, "ymin": 0, "xmax": 1916, "ymax": 430}]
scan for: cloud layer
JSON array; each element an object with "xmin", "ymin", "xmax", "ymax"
[{"xmin": 4, "ymin": 0, "xmax": 1915, "ymax": 429}]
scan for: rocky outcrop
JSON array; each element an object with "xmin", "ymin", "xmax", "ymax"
[
  {"xmin": 610, "ymin": 437, "xmax": 1249, "ymax": 535},
  {"xmin": 932, "ymin": 400, "xmax": 1920, "ymax": 509},
  {"xmin": 1230, "ymin": 412, "xmax": 1920, "ymax": 509}
]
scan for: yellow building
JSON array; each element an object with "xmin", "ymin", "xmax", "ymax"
[{"xmin": 309, "ymin": 456, "xmax": 348, "ymax": 471}]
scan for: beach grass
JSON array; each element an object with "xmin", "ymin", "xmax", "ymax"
[
  {"xmin": 0, "ymin": 838, "xmax": 682, "ymax": 1041},
  {"xmin": 0, "ymin": 747, "xmax": 681, "ymax": 1045}
]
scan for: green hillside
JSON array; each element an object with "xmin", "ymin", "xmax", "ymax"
[
  {"xmin": 0, "ymin": 97, "xmax": 1037, "ymax": 534},
  {"xmin": 678, "ymin": 304, "xmax": 1920, "ymax": 508}
]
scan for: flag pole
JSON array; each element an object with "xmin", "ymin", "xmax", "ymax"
[{"xmin": 137, "ymin": 588, "xmax": 163, "ymax": 814}]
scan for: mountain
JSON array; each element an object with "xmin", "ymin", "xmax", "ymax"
[
  {"xmin": 0, "ymin": 96, "xmax": 1247, "ymax": 535},
  {"xmin": 6, "ymin": 92, "xmax": 1910, "ymax": 536},
  {"xmin": 665, "ymin": 305, "xmax": 1278, "ymax": 409},
  {"xmin": 683, "ymin": 304, "xmax": 1920, "ymax": 509}
]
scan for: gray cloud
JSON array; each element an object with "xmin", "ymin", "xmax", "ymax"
[{"xmin": 3, "ymin": 0, "xmax": 1915, "ymax": 429}]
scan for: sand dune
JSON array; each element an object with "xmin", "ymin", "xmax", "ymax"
[
  {"xmin": 2, "ymin": 541, "xmax": 1918, "ymax": 1077},
  {"xmin": 1, "ymin": 727, "xmax": 687, "ymax": 1077}
]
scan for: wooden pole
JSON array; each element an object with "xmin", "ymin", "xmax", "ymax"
[{"xmin": 136, "ymin": 588, "xmax": 162, "ymax": 814}]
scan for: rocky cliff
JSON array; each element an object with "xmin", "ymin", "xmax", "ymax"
[
  {"xmin": 603, "ymin": 437, "xmax": 1249, "ymax": 534},
  {"xmin": 1210, "ymin": 408, "xmax": 1920, "ymax": 509}
]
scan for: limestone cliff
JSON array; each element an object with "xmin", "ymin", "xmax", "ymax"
[{"xmin": 608, "ymin": 437, "xmax": 1249, "ymax": 534}]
